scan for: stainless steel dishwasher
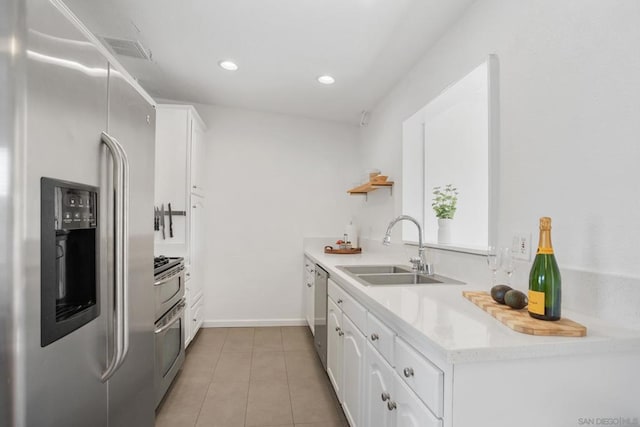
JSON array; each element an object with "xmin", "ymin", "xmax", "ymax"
[{"xmin": 313, "ymin": 264, "xmax": 328, "ymax": 369}]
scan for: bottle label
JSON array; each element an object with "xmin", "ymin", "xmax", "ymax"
[
  {"xmin": 537, "ymin": 247, "xmax": 554, "ymax": 255},
  {"xmin": 528, "ymin": 290, "xmax": 545, "ymax": 315}
]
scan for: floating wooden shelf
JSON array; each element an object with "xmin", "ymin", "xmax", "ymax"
[{"xmin": 347, "ymin": 181, "xmax": 394, "ymax": 200}]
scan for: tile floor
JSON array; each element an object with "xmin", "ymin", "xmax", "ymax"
[{"xmin": 155, "ymin": 326, "xmax": 348, "ymax": 427}]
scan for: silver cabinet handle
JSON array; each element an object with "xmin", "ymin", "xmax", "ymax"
[
  {"xmin": 387, "ymin": 401, "xmax": 397, "ymax": 411},
  {"xmin": 403, "ymin": 367, "xmax": 414, "ymax": 378},
  {"xmin": 338, "ymin": 331, "xmax": 344, "ymax": 336},
  {"xmin": 381, "ymin": 392, "xmax": 390, "ymax": 402},
  {"xmin": 100, "ymin": 131, "xmax": 130, "ymax": 382},
  {"xmin": 335, "ymin": 327, "xmax": 341, "ymax": 332},
  {"xmin": 370, "ymin": 333, "xmax": 379, "ymax": 341},
  {"xmin": 337, "ymin": 299, "xmax": 343, "ymax": 304}
]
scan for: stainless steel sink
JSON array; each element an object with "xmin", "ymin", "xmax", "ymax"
[
  {"xmin": 358, "ymin": 273, "xmax": 444, "ymax": 285},
  {"xmin": 339, "ymin": 265, "xmax": 413, "ymax": 275},
  {"xmin": 336, "ymin": 265, "xmax": 465, "ymax": 287}
]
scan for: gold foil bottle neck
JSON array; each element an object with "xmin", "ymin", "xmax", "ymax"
[{"xmin": 539, "ymin": 217, "xmax": 552, "ymax": 231}]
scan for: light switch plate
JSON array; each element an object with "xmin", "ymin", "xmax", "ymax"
[{"xmin": 512, "ymin": 233, "xmax": 531, "ymax": 261}]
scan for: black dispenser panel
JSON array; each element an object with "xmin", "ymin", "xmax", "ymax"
[{"xmin": 41, "ymin": 178, "xmax": 99, "ymax": 347}]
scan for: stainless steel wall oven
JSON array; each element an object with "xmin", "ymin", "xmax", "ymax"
[{"xmin": 153, "ymin": 256, "xmax": 185, "ymax": 406}]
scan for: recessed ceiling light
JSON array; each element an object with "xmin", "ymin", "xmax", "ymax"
[
  {"xmin": 219, "ymin": 60, "xmax": 238, "ymax": 71},
  {"xmin": 317, "ymin": 75, "xmax": 335, "ymax": 85}
]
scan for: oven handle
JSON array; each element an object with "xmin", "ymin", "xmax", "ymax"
[
  {"xmin": 154, "ymin": 266, "xmax": 185, "ymax": 286},
  {"xmin": 100, "ymin": 131, "xmax": 130, "ymax": 382},
  {"xmin": 155, "ymin": 300, "xmax": 186, "ymax": 334}
]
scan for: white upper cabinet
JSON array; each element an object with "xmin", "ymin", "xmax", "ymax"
[
  {"xmin": 155, "ymin": 107, "xmax": 189, "ymax": 207},
  {"xmin": 190, "ymin": 118, "xmax": 206, "ymax": 196},
  {"xmin": 154, "ymin": 104, "xmax": 206, "ymax": 258}
]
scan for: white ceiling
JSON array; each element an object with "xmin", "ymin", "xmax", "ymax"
[{"xmin": 66, "ymin": 0, "xmax": 475, "ymax": 124}]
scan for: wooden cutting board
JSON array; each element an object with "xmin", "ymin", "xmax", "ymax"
[{"xmin": 462, "ymin": 291, "xmax": 587, "ymax": 337}]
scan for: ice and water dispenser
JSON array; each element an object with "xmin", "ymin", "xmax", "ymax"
[{"xmin": 41, "ymin": 178, "xmax": 99, "ymax": 346}]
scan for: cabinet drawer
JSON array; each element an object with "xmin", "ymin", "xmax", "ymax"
[
  {"xmin": 394, "ymin": 374, "xmax": 443, "ymax": 427},
  {"xmin": 328, "ymin": 278, "xmax": 345, "ymax": 304},
  {"xmin": 366, "ymin": 312, "xmax": 395, "ymax": 366},
  {"xmin": 394, "ymin": 337, "xmax": 444, "ymax": 418},
  {"xmin": 328, "ymin": 279, "xmax": 366, "ymax": 333},
  {"xmin": 304, "ymin": 258, "xmax": 315, "ymax": 274}
]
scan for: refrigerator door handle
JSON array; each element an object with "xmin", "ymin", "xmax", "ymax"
[{"xmin": 100, "ymin": 131, "xmax": 130, "ymax": 382}]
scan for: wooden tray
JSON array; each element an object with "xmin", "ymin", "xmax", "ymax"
[
  {"xmin": 462, "ymin": 291, "xmax": 587, "ymax": 337},
  {"xmin": 324, "ymin": 246, "xmax": 362, "ymax": 255}
]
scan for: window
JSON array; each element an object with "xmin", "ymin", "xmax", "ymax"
[{"xmin": 402, "ymin": 56, "xmax": 498, "ymax": 253}]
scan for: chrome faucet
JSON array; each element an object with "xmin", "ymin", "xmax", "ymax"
[{"xmin": 382, "ymin": 215, "xmax": 433, "ymax": 275}]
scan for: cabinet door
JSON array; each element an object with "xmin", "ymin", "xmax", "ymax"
[
  {"xmin": 155, "ymin": 107, "xmax": 189, "ymax": 249},
  {"xmin": 365, "ymin": 343, "xmax": 396, "ymax": 427},
  {"xmin": 342, "ymin": 315, "xmax": 366, "ymax": 427},
  {"xmin": 191, "ymin": 295, "xmax": 204, "ymax": 340},
  {"xmin": 184, "ymin": 282, "xmax": 192, "ymax": 347},
  {"xmin": 327, "ymin": 298, "xmax": 343, "ymax": 401},
  {"xmin": 190, "ymin": 117, "xmax": 205, "ymax": 196},
  {"xmin": 189, "ymin": 194, "xmax": 205, "ymax": 300},
  {"xmin": 394, "ymin": 376, "xmax": 442, "ymax": 427},
  {"xmin": 304, "ymin": 259, "xmax": 315, "ymax": 334}
]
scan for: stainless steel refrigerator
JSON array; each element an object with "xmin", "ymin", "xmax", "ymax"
[{"xmin": 0, "ymin": 0, "xmax": 156, "ymax": 425}]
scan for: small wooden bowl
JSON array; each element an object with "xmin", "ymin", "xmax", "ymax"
[{"xmin": 370, "ymin": 175, "xmax": 388, "ymax": 183}]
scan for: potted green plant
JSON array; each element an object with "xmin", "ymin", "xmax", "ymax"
[{"xmin": 432, "ymin": 184, "xmax": 458, "ymax": 244}]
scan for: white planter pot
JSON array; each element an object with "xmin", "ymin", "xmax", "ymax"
[{"xmin": 437, "ymin": 218, "xmax": 452, "ymax": 244}]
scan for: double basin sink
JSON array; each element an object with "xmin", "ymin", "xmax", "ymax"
[{"xmin": 337, "ymin": 265, "xmax": 465, "ymax": 287}]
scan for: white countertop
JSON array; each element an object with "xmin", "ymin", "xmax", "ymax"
[{"xmin": 305, "ymin": 242, "xmax": 640, "ymax": 364}]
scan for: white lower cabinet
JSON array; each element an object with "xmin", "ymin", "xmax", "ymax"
[
  {"xmin": 328, "ymin": 288, "xmax": 366, "ymax": 427},
  {"xmin": 327, "ymin": 297, "xmax": 343, "ymax": 399},
  {"xmin": 393, "ymin": 375, "xmax": 442, "ymax": 427},
  {"xmin": 303, "ymin": 258, "xmax": 315, "ymax": 334},
  {"xmin": 365, "ymin": 341, "xmax": 442, "ymax": 427},
  {"xmin": 365, "ymin": 342, "xmax": 396, "ymax": 427},
  {"xmin": 394, "ymin": 337, "xmax": 444, "ymax": 418},
  {"xmin": 322, "ymin": 276, "xmax": 444, "ymax": 427},
  {"xmin": 342, "ymin": 315, "xmax": 366, "ymax": 427},
  {"xmin": 312, "ymin": 260, "xmax": 639, "ymax": 427},
  {"xmin": 184, "ymin": 278, "xmax": 192, "ymax": 347},
  {"xmin": 191, "ymin": 294, "xmax": 203, "ymax": 339}
]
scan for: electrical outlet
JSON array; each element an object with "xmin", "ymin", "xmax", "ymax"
[{"xmin": 512, "ymin": 233, "xmax": 531, "ymax": 261}]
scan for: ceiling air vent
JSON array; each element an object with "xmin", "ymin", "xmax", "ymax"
[{"xmin": 102, "ymin": 37, "xmax": 152, "ymax": 60}]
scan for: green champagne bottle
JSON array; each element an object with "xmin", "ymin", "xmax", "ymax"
[{"xmin": 528, "ymin": 217, "xmax": 561, "ymax": 321}]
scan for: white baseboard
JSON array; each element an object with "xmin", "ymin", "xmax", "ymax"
[{"xmin": 203, "ymin": 318, "xmax": 307, "ymax": 328}]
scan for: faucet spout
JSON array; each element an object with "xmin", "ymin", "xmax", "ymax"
[{"xmin": 382, "ymin": 215, "xmax": 432, "ymax": 274}]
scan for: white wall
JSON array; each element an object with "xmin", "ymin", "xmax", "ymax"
[
  {"xmin": 356, "ymin": 0, "xmax": 640, "ymax": 324},
  {"xmin": 197, "ymin": 104, "xmax": 361, "ymax": 325}
]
